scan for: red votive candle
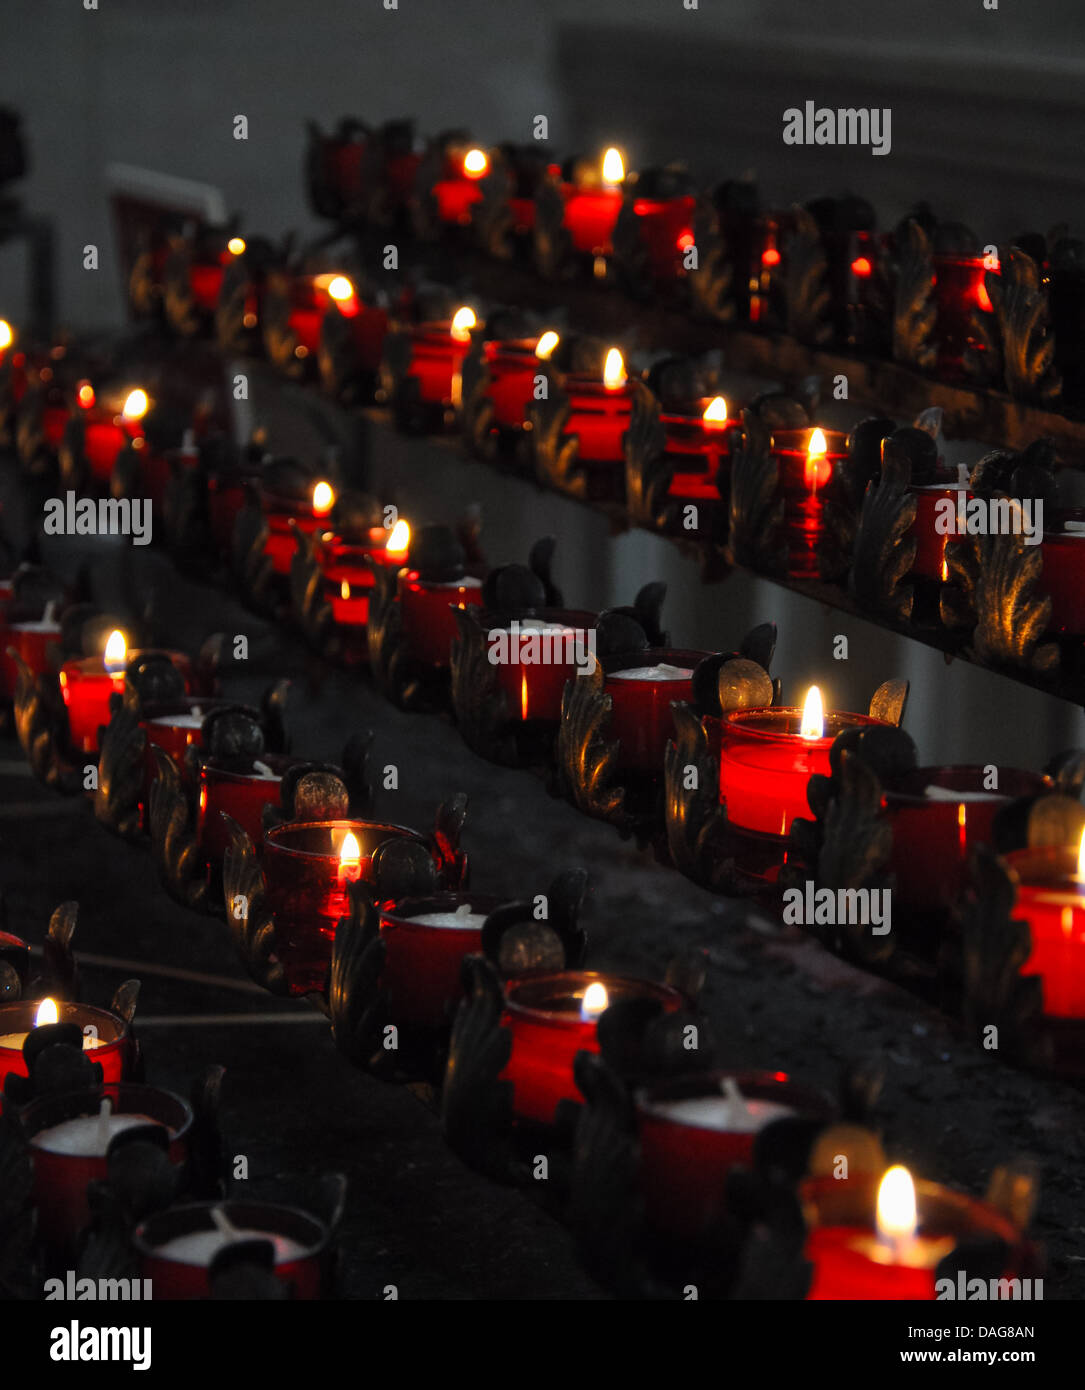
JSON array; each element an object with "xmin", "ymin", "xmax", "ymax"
[
  {"xmin": 316, "ymin": 523, "xmax": 410, "ymax": 627},
  {"xmin": 718, "ymin": 690, "xmax": 887, "ymax": 837},
  {"xmin": 1038, "ymin": 521, "xmax": 1085, "ymax": 636},
  {"xmin": 660, "ymin": 396, "xmax": 740, "ymax": 504},
  {"xmin": 564, "ymin": 349, "xmax": 635, "ymax": 464},
  {"xmin": 22, "ymin": 1083, "xmax": 191, "ymax": 1247},
  {"xmin": 771, "ymin": 427, "xmax": 848, "ymax": 579},
  {"xmin": 632, "ymin": 193, "xmax": 698, "ymax": 282},
  {"xmin": 498, "ymin": 971, "xmax": 683, "ymax": 1127},
  {"xmin": 60, "ymin": 635, "xmax": 192, "ymax": 754},
  {"xmin": 910, "ymin": 482, "xmax": 968, "ymax": 583},
  {"xmin": 487, "ymin": 610, "xmax": 597, "ymax": 723},
  {"xmin": 405, "ymin": 309, "xmax": 477, "ymax": 407},
  {"xmin": 485, "ymin": 335, "xmax": 559, "ymax": 429},
  {"xmin": 197, "ymin": 753, "xmax": 299, "ymax": 865},
  {"xmin": 134, "ymin": 1200, "xmax": 330, "ymax": 1300},
  {"xmin": 378, "ymin": 891, "xmax": 500, "ymax": 1028},
  {"xmin": 397, "ymin": 569, "xmax": 484, "ymax": 668},
  {"xmin": 803, "ymin": 1167, "xmax": 1025, "ymax": 1300},
  {"xmin": 636, "ymin": 1071, "xmax": 831, "ymax": 1241},
  {"xmin": 262, "ymin": 818, "xmax": 437, "ymax": 995},
  {"xmin": 933, "ymin": 254, "xmax": 998, "ymax": 376},
  {"xmin": 1, "ymin": 612, "xmax": 62, "ymax": 697},
  {"xmin": 1003, "ymin": 841, "xmax": 1085, "ymax": 1018},
  {"xmin": 263, "ymin": 479, "xmax": 338, "ymax": 576},
  {"xmin": 0, "ymin": 998, "xmax": 129, "ymax": 1089},
  {"xmin": 561, "ymin": 149, "xmax": 627, "ymax": 253},
  {"xmin": 884, "ymin": 767, "xmax": 1045, "ymax": 918},
  {"xmin": 605, "ymin": 649, "xmax": 705, "ymax": 772}
]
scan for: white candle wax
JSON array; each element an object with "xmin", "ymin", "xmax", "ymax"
[
  {"xmin": 609, "ymin": 663, "xmax": 693, "ymax": 682},
  {"xmin": 250, "ymin": 761, "xmax": 281, "ymax": 782},
  {"xmin": 152, "ymin": 1228, "xmax": 309, "ymax": 1267},
  {"xmin": 0, "ymin": 1030, "xmax": 103, "ymax": 1052},
  {"xmin": 404, "ymin": 904, "xmax": 489, "ymax": 931},
  {"xmin": 148, "ymin": 708, "xmax": 204, "ymax": 730},
  {"xmin": 514, "ymin": 619, "xmax": 577, "ymax": 634},
  {"xmin": 427, "ymin": 575, "xmax": 482, "ymax": 589},
  {"xmin": 923, "ymin": 785, "xmax": 1006, "ymax": 803},
  {"xmin": 643, "ymin": 1094, "xmax": 795, "ymax": 1133},
  {"xmin": 30, "ymin": 1112, "xmax": 163, "ymax": 1157},
  {"xmin": 11, "ymin": 621, "xmax": 62, "ymax": 635}
]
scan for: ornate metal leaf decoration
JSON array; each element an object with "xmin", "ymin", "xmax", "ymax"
[
  {"xmin": 610, "ymin": 194, "xmax": 651, "ymax": 298},
  {"xmin": 231, "ymin": 495, "xmax": 273, "ymax": 611},
  {"xmin": 686, "ymin": 198, "xmax": 735, "ymax": 323},
  {"xmin": 527, "ymin": 375, "xmax": 583, "ymax": 497},
  {"xmin": 555, "ymin": 660, "xmax": 628, "ymax": 827},
  {"xmin": 458, "ymin": 335, "xmax": 497, "ymax": 463},
  {"xmin": 727, "ymin": 410, "xmax": 785, "ymax": 572},
  {"xmin": 717, "ymin": 657, "xmax": 774, "ymax": 714},
  {"xmin": 215, "ymin": 256, "xmax": 254, "ymax": 353},
  {"xmin": 939, "ymin": 526, "xmax": 1058, "ymax": 675},
  {"xmin": 848, "ymin": 435, "xmax": 917, "ymax": 621},
  {"xmin": 959, "ymin": 847, "xmax": 1045, "ymax": 1060},
  {"xmin": 94, "ymin": 700, "xmax": 146, "ymax": 840},
  {"xmin": 260, "ymin": 270, "xmax": 304, "ymax": 377},
  {"xmin": 10, "ymin": 651, "xmax": 81, "ymax": 792},
  {"xmin": 471, "ymin": 159, "xmax": 515, "ymax": 260},
  {"xmin": 328, "ymin": 887, "xmax": 390, "ymax": 1073},
  {"xmin": 41, "ymin": 900, "xmax": 79, "ymax": 1002},
  {"xmin": 289, "ymin": 522, "xmax": 336, "ymax": 660},
  {"xmin": 149, "ymin": 747, "xmax": 208, "ymax": 912},
  {"xmin": 365, "ymin": 562, "xmax": 408, "ymax": 701},
  {"xmin": 532, "ymin": 172, "xmax": 573, "ymax": 280},
  {"xmin": 623, "ymin": 380, "xmax": 672, "ymax": 530},
  {"xmin": 441, "ymin": 956, "xmax": 522, "ymax": 1184},
  {"xmin": 966, "ymin": 249, "xmax": 1061, "ymax": 405},
  {"xmin": 448, "ymin": 605, "xmax": 516, "ymax": 764},
  {"xmin": 162, "ymin": 241, "xmax": 200, "ymax": 337},
  {"xmin": 868, "ymin": 678, "xmax": 909, "ymax": 727},
  {"xmin": 892, "ymin": 219, "xmax": 937, "ymax": 371},
  {"xmin": 783, "ymin": 207, "xmax": 831, "ymax": 346},
  {"xmin": 188, "ymin": 1063, "xmax": 227, "ymax": 1200},
  {"xmin": 664, "ymin": 701, "xmax": 726, "ymax": 887},
  {"xmin": 220, "ymin": 813, "xmax": 288, "ymax": 995},
  {"xmin": 432, "ymin": 792, "xmax": 469, "ymax": 884}
]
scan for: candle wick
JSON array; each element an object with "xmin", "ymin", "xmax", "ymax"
[
  {"xmin": 210, "ymin": 1205, "xmax": 241, "ymax": 1241},
  {"xmin": 97, "ymin": 1096, "xmax": 113, "ymax": 1150},
  {"xmin": 719, "ymin": 1077, "xmax": 750, "ymax": 1122},
  {"xmin": 43, "ymin": 599, "xmax": 57, "ymax": 625}
]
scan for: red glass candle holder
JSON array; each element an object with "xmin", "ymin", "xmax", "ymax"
[
  {"xmin": 564, "ymin": 375, "xmax": 634, "ymax": 465},
  {"xmin": 631, "ymin": 193, "xmax": 698, "ymax": 282},
  {"xmin": 378, "ymin": 891, "xmax": 501, "ymax": 1028},
  {"xmin": 404, "ymin": 322, "xmax": 474, "ymax": 407},
  {"xmin": 604, "ymin": 649, "xmax": 706, "ymax": 773},
  {"xmin": 262, "ymin": 819, "xmax": 440, "ymax": 995},
  {"xmin": 1, "ymin": 616, "xmax": 62, "ymax": 697},
  {"xmin": 485, "ymin": 339, "xmax": 546, "ymax": 430},
  {"xmin": 60, "ymin": 648, "xmax": 192, "ymax": 754},
  {"xmin": 1003, "ymin": 845, "xmax": 1085, "ymax": 1019},
  {"xmin": 198, "ymin": 753, "xmax": 300, "ymax": 865},
  {"xmin": 770, "ymin": 428, "xmax": 849, "ymax": 580},
  {"xmin": 660, "ymin": 401, "xmax": 740, "ymax": 509},
  {"xmin": 487, "ymin": 610, "xmax": 597, "ymax": 724},
  {"xmin": 910, "ymin": 481, "xmax": 967, "ymax": 583},
  {"xmin": 133, "ymin": 1200, "xmax": 331, "ymax": 1300},
  {"xmin": 884, "ymin": 767, "xmax": 1046, "ymax": 923},
  {"xmin": 397, "ymin": 569, "xmax": 484, "ymax": 668},
  {"xmin": 636, "ymin": 1070, "xmax": 833, "ymax": 1241},
  {"xmin": 498, "ymin": 971, "xmax": 683, "ymax": 1127},
  {"xmin": 262, "ymin": 486, "xmax": 336, "ymax": 576},
  {"xmin": 933, "ymin": 254, "xmax": 998, "ymax": 378},
  {"xmin": 22, "ymin": 1082, "xmax": 191, "ymax": 1247},
  {"xmin": 563, "ymin": 186, "xmax": 623, "ymax": 255},
  {"xmin": 802, "ymin": 1173, "xmax": 1027, "ymax": 1300},
  {"xmin": 315, "ymin": 529, "xmax": 408, "ymax": 628},
  {"xmin": 1038, "ymin": 519, "xmax": 1085, "ymax": 636},
  {"xmin": 719, "ymin": 705, "xmax": 887, "ymax": 839},
  {"xmin": 139, "ymin": 696, "xmax": 243, "ymax": 827},
  {"xmin": 0, "ymin": 1000, "xmax": 129, "ymax": 1089},
  {"xmin": 208, "ymin": 469, "xmax": 253, "ymax": 559}
]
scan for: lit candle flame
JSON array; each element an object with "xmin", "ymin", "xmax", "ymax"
[
  {"xmin": 702, "ymin": 396, "xmax": 728, "ymax": 427},
  {"xmin": 601, "ymin": 147, "xmax": 625, "ymax": 185},
  {"xmin": 327, "ymin": 275, "xmax": 354, "ymax": 302},
  {"xmin": 339, "ymin": 831, "xmax": 361, "ymax": 867},
  {"xmin": 581, "ymin": 981, "xmax": 609, "ymax": 1021},
  {"xmin": 77, "ymin": 382, "xmax": 95, "ymax": 409},
  {"xmin": 0, "ymin": 319, "xmax": 12, "ymax": 350},
  {"xmin": 603, "ymin": 348, "xmax": 626, "ymax": 390},
  {"xmin": 805, "ymin": 427, "xmax": 830, "ymax": 489},
  {"xmin": 521, "ymin": 669, "xmax": 529, "ymax": 721},
  {"xmin": 103, "ymin": 629, "xmax": 127, "ymax": 673},
  {"xmin": 122, "ymin": 388, "xmax": 149, "ymax": 421},
  {"xmin": 876, "ymin": 1165, "xmax": 918, "ymax": 1249},
  {"xmin": 451, "ymin": 306, "xmax": 477, "ymax": 342},
  {"xmin": 341, "ymin": 580, "xmax": 350, "ymax": 601},
  {"xmin": 386, "ymin": 519, "xmax": 410, "ymax": 553},
  {"xmin": 1077, "ymin": 827, "xmax": 1085, "ymax": 882},
  {"xmin": 535, "ymin": 330, "xmax": 560, "ymax": 360},
  {"xmin": 463, "ymin": 148, "xmax": 488, "ymax": 177},
  {"xmin": 227, "ymin": 236, "xmax": 246, "ymax": 256},
  {"xmin": 312, "ymin": 481, "xmax": 336, "ymax": 515},
  {"xmin": 941, "ymin": 554, "xmax": 949, "ymax": 583},
  {"xmin": 35, "ymin": 997, "xmax": 59, "ymax": 1028},
  {"xmin": 799, "ymin": 685, "xmax": 824, "ymax": 740}
]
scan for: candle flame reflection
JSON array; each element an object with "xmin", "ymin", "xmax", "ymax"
[
  {"xmin": 104, "ymin": 629, "xmax": 127, "ymax": 673},
  {"xmin": 1077, "ymin": 828, "xmax": 1085, "ymax": 882},
  {"xmin": 35, "ymin": 997, "xmax": 59, "ymax": 1028},
  {"xmin": 603, "ymin": 348, "xmax": 626, "ymax": 390},
  {"xmin": 581, "ymin": 981, "xmax": 609, "ymax": 1021},
  {"xmin": 339, "ymin": 831, "xmax": 361, "ymax": 865},
  {"xmin": 799, "ymin": 685, "xmax": 824, "ymax": 740},
  {"xmin": 876, "ymin": 1165, "xmax": 918, "ymax": 1248}
]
